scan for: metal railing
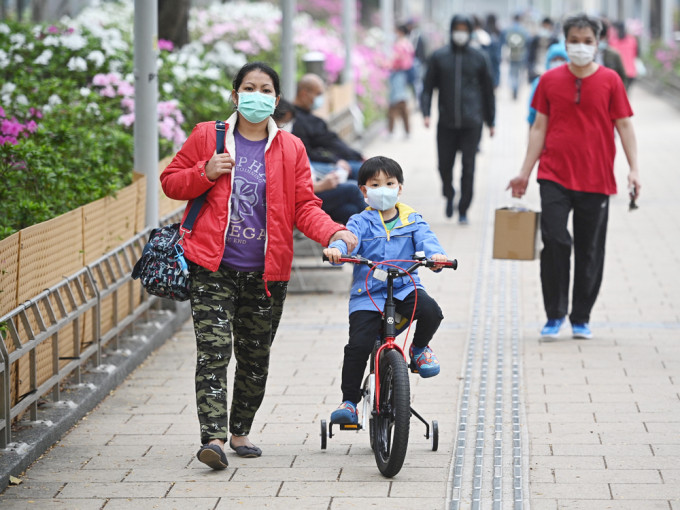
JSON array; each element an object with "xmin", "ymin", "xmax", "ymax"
[{"xmin": 0, "ymin": 207, "xmax": 184, "ymax": 448}]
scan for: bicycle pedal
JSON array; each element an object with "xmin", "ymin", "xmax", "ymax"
[
  {"xmin": 339, "ymin": 423, "xmax": 360, "ymax": 430},
  {"xmin": 409, "ymin": 361, "xmax": 419, "ymax": 373}
]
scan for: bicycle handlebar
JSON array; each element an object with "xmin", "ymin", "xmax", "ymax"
[{"xmin": 322, "ymin": 254, "xmax": 458, "ymax": 272}]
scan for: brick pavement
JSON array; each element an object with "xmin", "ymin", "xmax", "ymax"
[{"xmin": 0, "ymin": 83, "xmax": 678, "ymax": 509}]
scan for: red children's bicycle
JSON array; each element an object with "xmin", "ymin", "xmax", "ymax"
[{"xmin": 319, "ymin": 252, "xmax": 457, "ymax": 477}]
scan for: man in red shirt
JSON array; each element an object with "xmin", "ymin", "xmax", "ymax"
[{"xmin": 507, "ymin": 13, "xmax": 641, "ymax": 340}]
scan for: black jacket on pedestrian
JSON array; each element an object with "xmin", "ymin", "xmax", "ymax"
[
  {"xmin": 420, "ymin": 16, "xmax": 495, "ymax": 130},
  {"xmin": 291, "ymin": 105, "xmax": 363, "ymax": 164}
]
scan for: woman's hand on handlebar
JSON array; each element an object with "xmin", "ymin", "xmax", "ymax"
[
  {"xmin": 323, "ymin": 247, "xmax": 344, "ymax": 264},
  {"xmin": 430, "ymin": 253, "xmax": 448, "ymax": 271}
]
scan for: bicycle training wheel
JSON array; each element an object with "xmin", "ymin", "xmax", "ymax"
[{"xmin": 372, "ymin": 349, "xmax": 410, "ymax": 477}]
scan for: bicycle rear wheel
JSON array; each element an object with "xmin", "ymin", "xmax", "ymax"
[{"xmin": 373, "ymin": 349, "xmax": 410, "ymax": 477}]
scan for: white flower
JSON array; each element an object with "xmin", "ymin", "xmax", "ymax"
[
  {"xmin": 15, "ymin": 94, "xmax": 28, "ymax": 106},
  {"xmin": 203, "ymin": 67, "xmax": 221, "ymax": 80},
  {"xmin": 13, "ymin": 55, "xmax": 24, "ymax": 64},
  {"xmin": 9, "ymin": 33, "xmax": 26, "ymax": 49},
  {"xmin": 86, "ymin": 50, "xmax": 106, "ymax": 68},
  {"xmin": 67, "ymin": 56, "xmax": 88, "ymax": 72},
  {"xmin": 80, "ymin": 87, "xmax": 91, "ymax": 97},
  {"xmin": 172, "ymin": 66, "xmax": 188, "ymax": 83},
  {"xmin": 86, "ymin": 102, "xmax": 100, "ymax": 115},
  {"xmin": 42, "ymin": 35, "xmax": 60, "ymax": 47},
  {"xmin": 48, "ymin": 94, "xmax": 63, "ymax": 106},
  {"xmin": 34, "ymin": 49, "xmax": 53, "ymax": 66},
  {"xmin": 60, "ymin": 32, "xmax": 88, "ymax": 51},
  {"xmin": 1, "ymin": 82, "xmax": 16, "ymax": 95},
  {"xmin": 0, "ymin": 50, "xmax": 10, "ymax": 69},
  {"xmin": 0, "ymin": 23, "xmax": 10, "ymax": 35},
  {"xmin": 162, "ymin": 82, "xmax": 174, "ymax": 94}
]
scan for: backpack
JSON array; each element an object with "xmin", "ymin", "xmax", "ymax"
[{"xmin": 507, "ymin": 30, "xmax": 526, "ymax": 61}]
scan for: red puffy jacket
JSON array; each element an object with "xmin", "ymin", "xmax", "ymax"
[{"xmin": 160, "ymin": 113, "xmax": 346, "ymax": 282}]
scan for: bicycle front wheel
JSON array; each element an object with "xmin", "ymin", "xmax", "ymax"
[{"xmin": 373, "ymin": 349, "xmax": 410, "ymax": 477}]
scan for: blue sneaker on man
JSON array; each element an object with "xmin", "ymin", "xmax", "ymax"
[
  {"xmin": 571, "ymin": 322, "xmax": 592, "ymax": 339},
  {"xmin": 409, "ymin": 345, "xmax": 441, "ymax": 378},
  {"xmin": 330, "ymin": 401, "xmax": 358, "ymax": 425},
  {"xmin": 540, "ymin": 317, "xmax": 565, "ymax": 339}
]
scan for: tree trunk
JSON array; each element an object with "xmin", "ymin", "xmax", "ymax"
[{"xmin": 158, "ymin": 0, "xmax": 190, "ymax": 49}]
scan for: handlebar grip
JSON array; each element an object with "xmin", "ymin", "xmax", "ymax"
[
  {"xmin": 450, "ymin": 259, "xmax": 458, "ymax": 270},
  {"xmin": 322, "ymin": 254, "xmax": 329, "ymax": 262}
]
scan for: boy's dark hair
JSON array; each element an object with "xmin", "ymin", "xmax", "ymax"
[
  {"xmin": 233, "ymin": 61, "xmax": 281, "ymax": 96},
  {"xmin": 563, "ymin": 13, "xmax": 601, "ymax": 40},
  {"xmin": 357, "ymin": 156, "xmax": 404, "ymax": 186}
]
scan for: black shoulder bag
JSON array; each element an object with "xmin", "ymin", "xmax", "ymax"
[{"xmin": 131, "ymin": 120, "xmax": 226, "ymax": 301}]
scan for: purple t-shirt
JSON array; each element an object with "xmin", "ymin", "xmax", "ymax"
[{"xmin": 221, "ymin": 129, "xmax": 267, "ymax": 271}]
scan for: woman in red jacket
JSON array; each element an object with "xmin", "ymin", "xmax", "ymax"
[{"xmin": 161, "ymin": 62, "xmax": 357, "ymax": 470}]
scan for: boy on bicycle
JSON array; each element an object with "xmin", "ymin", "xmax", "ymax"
[{"xmin": 323, "ymin": 156, "xmax": 449, "ymax": 425}]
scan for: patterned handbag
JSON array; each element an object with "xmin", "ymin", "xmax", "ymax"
[{"xmin": 131, "ymin": 120, "xmax": 225, "ymax": 301}]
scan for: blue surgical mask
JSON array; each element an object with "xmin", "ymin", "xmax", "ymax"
[
  {"xmin": 237, "ymin": 91, "xmax": 276, "ymax": 123},
  {"xmin": 312, "ymin": 93, "xmax": 325, "ymax": 110},
  {"xmin": 366, "ymin": 186, "xmax": 399, "ymax": 211}
]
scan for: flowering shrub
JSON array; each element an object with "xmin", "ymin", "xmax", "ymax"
[
  {"xmin": 647, "ymin": 40, "xmax": 680, "ymax": 79},
  {"xmin": 0, "ymin": 0, "xmax": 389, "ymax": 240}
]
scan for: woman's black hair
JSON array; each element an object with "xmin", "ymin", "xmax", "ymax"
[
  {"xmin": 232, "ymin": 61, "xmax": 281, "ymax": 96},
  {"xmin": 357, "ymin": 156, "xmax": 404, "ymax": 186}
]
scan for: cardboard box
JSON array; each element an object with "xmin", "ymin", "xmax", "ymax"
[{"xmin": 492, "ymin": 207, "xmax": 540, "ymax": 260}]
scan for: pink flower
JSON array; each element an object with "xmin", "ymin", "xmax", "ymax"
[
  {"xmin": 25, "ymin": 120, "xmax": 37, "ymax": 133},
  {"xmin": 99, "ymin": 85, "xmax": 117, "ymax": 98},
  {"xmin": 117, "ymin": 81, "xmax": 135, "ymax": 97},
  {"xmin": 158, "ymin": 39, "xmax": 174, "ymax": 52},
  {"xmin": 234, "ymin": 40, "xmax": 256, "ymax": 54},
  {"xmin": 120, "ymin": 97, "xmax": 135, "ymax": 112},
  {"xmin": 2, "ymin": 118, "xmax": 23, "ymax": 137},
  {"xmin": 47, "ymin": 25, "xmax": 59, "ymax": 34},
  {"xmin": 118, "ymin": 113, "xmax": 135, "ymax": 127}
]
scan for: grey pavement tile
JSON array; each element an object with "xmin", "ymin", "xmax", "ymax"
[
  {"xmin": 58, "ymin": 481, "xmax": 171, "ymax": 499},
  {"xmin": 168, "ymin": 481, "xmax": 280, "ymax": 498},
  {"xmin": 549, "ymin": 422, "xmax": 647, "ymax": 435},
  {"xmin": 611, "ymin": 483, "xmax": 680, "ymax": 499},
  {"xmin": 339, "ymin": 466, "xmax": 443, "ymax": 482},
  {"xmin": 529, "ymin": 433, "xmax": 603, "ymax": 445},
  {"xmin": 530, "ymin": 482, "xmax": 611, "ymax": 499},
  {"xmin": 529, "ymin": 466, "xmax": 557, "ymax": 483},
  {"xmin": 387, "ymin": 480, "xmax": 448, "ymax": 498},
  {"xmin": 105, "ymin": 498, "xmax": 219, "ymax": 510},
  {"xmin": 0, "ymin": 482, "xmax": 63, "ymax": 499},
  {"xmin": 277, "ymin": 481, "xmax": 389, "ymax": 498},
  {"xmin": 651, "ymin": 444, "xmax": 680, "ymax": 456},
  {"xmin": 600, "ymin": 432, "xmax": 679, "ymax": 445},
  {"xmin": 22, "ymin": 468, "xmax": 128, "ymax": 483},
  {"xmin": 527, "ymin": 501, "xmax": 558, "ymax": 510},
  {"xmin": 526, "ymin": 412, "xmax": 596, "ymax": 424},
  {"xmin": 604, "ymin": 456, "xmax": 680, "ymax": 469},
  {"xmin": 594, "ymin": 412, "xmax": 677, "ymax": 423},
  {"xmin": 230, "ymin": 467, "xmax": 340, "ymax": 482},
  {"xmin": 553, "ymin": 501, "xmax": 671, "ymax": 510},
  {"xmin": 125, "ymin": 413, "xmax": 197, "ymax": 425},
  {"xmin": 546, "ymin": 403, "xmax": 640, "ymax": 415},
  {"xmin": 215, "ymin": 497, "xmax": 331, "ymax": 510},
  {"xmin": 53, "ymin": 434, "xmax": 114, "ymax": 447},
  {"xmin": 0, "ymin": 499, "xmax": 105, "ymax": 509},
  {"xmin": 658, "ymin": 469, "xmax": 680, "ymax": 483},
  {"xmin": 554, "ymin": 468, "xmax": 662, "ymax": 484},
  {"xmin": 550, "ymin": 444, "xmax": 654, "ymax": 456},
  {"xmin": 530, "ymin": 455, "xmax": 605, "ymax": 470},
  {"xmin": 331, "ymin": 497, "xmax": 444, "ymax": 509}
]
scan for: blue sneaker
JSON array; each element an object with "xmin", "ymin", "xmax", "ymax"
[
  {"xmin": 572, "ymin": 323, "xmax": 593, "ymax": 339},
  {"xmin": 458, "ymin": 215, "xmax": 469, "ymax": 225},
  {"xmin": 330, "ymin": 401, "xmax": 358, "ymax": 425},
  {"xmin": 540, "ymin": 317, "xmax": 565, "ymax": 338},
  {"xmin": 409, "ymin": 345, "xmax": 441, "ymax": 378}
]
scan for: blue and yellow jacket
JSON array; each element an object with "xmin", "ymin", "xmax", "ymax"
[{"xmin": 329, "ymin": 202, "xmax": 447, "ymax": 314}]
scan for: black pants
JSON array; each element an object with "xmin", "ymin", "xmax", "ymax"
[
  {"xmin": 436, "ymin": 123, "xmax": 483, "ymax": 216},
  {"xmin": 539, "ymin": 180, "xmax": 609, "ymax": 324},
  {"xmin": 341, "ymin": 290, "xmax": 443, "ymax": 404}
]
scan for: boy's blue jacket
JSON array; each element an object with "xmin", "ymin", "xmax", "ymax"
[{"xmin": 329, "ymin": 202, "xmax": 447, "ymax": 314}]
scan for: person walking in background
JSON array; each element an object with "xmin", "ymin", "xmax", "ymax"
[
  {"xmin": 387, "ymin": 24, "xmax": 415, "ymax": 140},
  {"xmin": 503, "ymin": 13, "xmax": 529, "ymax": 99},
  {"xmin": 527, "ymin": 42, "xmax": 568, "ymax": 126},
  {"xmin": 608, "ymin": 21, "xmax": 638, "ymax": 90},
  {"xmin": 161, "ymin": 62, "xmax": 357, "ymax": 470},
  {"xmin": 507, "ymin": 14, "xmax": 641, "ymax": 341},
  {"xmin": 485, "ymin": 13, "xmax": 503, "ymax": 88},
  {"xmin": 405, "ymin": 17, "xmax": 427, "ymax": 102},
  {"xmin": 470, "ymin": 15, "xmax": 492, "ymax": 52},
  {"xmin": 526, "ymin": 17, "xmax": 559, "ymax": 83},
  {"xmin": 597, "ymin": 19, "xmax": 627, "ymax": 85},
  {"xmin": 421, "ymin": 14, "xmax": 495, "ymax": 224}
]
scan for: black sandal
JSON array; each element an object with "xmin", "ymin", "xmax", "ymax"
[
  {"xmin": 229, "ymin": 438, "xmax": 262, "ymax": 458},
  {"xmin": 196, "ymin": 444, "xmax": 229, "ymax": 469}
]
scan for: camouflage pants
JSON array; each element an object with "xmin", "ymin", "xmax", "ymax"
[{"xmin": 189, "ymin": 263, "xmax": 287, "ymax": 444}]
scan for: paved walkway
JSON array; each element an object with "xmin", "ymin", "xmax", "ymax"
[{"xmin": 0, "ymin": 82, "xmax": 678, "ymax": 509}]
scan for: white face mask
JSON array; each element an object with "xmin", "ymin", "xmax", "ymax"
[
  {"xmin": 566, "ymin": 43, "xmax": 596, "ymax": 67},
  {"xmin": 365, "ymin": 186, "xmax": 399, "ymax": 211},
  {"xmin": 451, "ymin": 31, "xmax": 470, "ymax": 47}
]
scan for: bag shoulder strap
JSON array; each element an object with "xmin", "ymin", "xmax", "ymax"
[{"xmin": 181, "ymin": 120, "xmax": 226, "ymax": 232}]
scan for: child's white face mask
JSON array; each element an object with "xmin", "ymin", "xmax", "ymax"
[{"xmin": 366, "ymin": 186, "xmax": 399, "ymax": 211}]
